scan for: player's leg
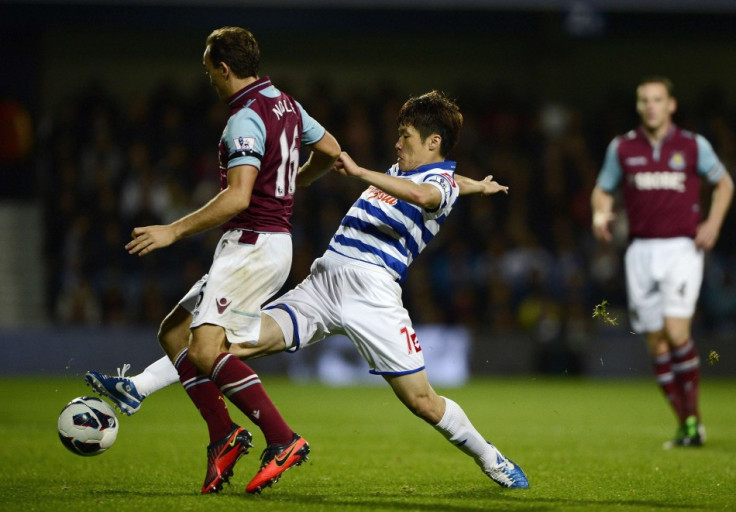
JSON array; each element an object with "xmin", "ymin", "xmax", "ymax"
[
  {"xmin": 225, "ymin": 315, "xmax": 307, "ymax": 494},
  {"xmin": 83, "ymin": 305, "xmax": 189, "ymax": 415},
  {"xmin": 86, "ymin": 232, "xmax": 292, "ymax": 419},
  {"xmin": 183, "ymin": 229, "xmax": 297, "ymax": 441},
  {"xmin": 168, "ymin": 228, "xmax": 290, "ymax": 494},
  {"xmin": 185, "ymin": 325, "xmax": 297, "ymax": 492},
  {"xmin": 645, "ymin": 330, "xmax": 686, "ymax": 427},
  {"xmin": 664, "ymin": 316, "xmax": 704, "ymax": 446},
  {"xmin": 188, "ymin": 323, "xmax": 294, "ymax": 447},
  {"xmin": 163, "ymin": 307, "xmax": 238, "ymax": 443},
  {"xmin": 336, "ymin": 263, "xmax": 526, "ymax": 488},
  {"xmin": 166, "ymin": 307, "xmax": 300, "ymax": 494},
  {"xmin": 241, "ymin": 272, "xmax": 342, "ymax": 494},
  {"xmin": 116, "ymin": 296, "xmax": 288, "ymax": 402},
  {"xmin": 661, "ymin": 238, "xmax": 705, "ymax": 446},
  {"xmin": 190, "ymin": 230, "xmax": 314, "ymax": 494},
  {"xmin": 624, "ymin": 240, "xmax": 690, "ymax": 445},
  {"xmin": 156, "ymin": 306, "xmax": 248, "ymax": 494},
  {"xmin": 132, "ymin": 357, "xmax": 180, "ymax": 396},
  {"xmin": 241, "ymin": 302, "xmax": 334, "ymax": 492},
  {"xmin": 228, "ymin": 312, "xmax": 289, "ymax": 359},
  {"xmin": 84, "ymin": 276, "xmax": 203, "ymax": 414},
  {"xmin": 384, "ymin": 371, "xmax": 529, "ymax": 489}
]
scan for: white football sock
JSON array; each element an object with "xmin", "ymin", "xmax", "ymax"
[
  {"xmin": 434, "ymin": 396, "xmax": 500, "ymax": 470},
  {"xmin": 129, "ymin": 355, "xmax": 180, "ymax": 397}
]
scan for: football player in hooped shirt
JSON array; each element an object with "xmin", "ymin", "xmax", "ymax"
[
  {"xmin": 228, "ymin": 90, "xmax": 529, "ymax": 489},
  {"xmin": 592, "ymin": 76, "xmax": 733, "ymax": 448},
  {"xmin": 87, "ymin": 26, "xmax": 341, "ymax": 494}
]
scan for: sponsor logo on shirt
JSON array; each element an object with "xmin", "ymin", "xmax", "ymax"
[
  {"xmin": 631, "ymin": 171, "xmax": 686, "ymax": 192},
  {"xmin": 366, "ymin": 186, "xmax": 397, "ymax": 205}
]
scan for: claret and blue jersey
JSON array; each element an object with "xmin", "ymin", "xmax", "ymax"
[
  {"xmin": 326, "ymin": 160, "xmax": 459, "ymax": 282},
  {"xmin": 218, "ymin": 77, "xmax": 326, "ymax": 234},
  {"xmin": 597, "ymin": 124, "xmax": 726, "ymax": 239}
]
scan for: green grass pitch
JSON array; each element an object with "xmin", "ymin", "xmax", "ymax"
[{"xmin": 1, "ymin": 376, "xmax": 734, "ymax": 511}]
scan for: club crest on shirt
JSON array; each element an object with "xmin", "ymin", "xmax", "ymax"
[
  {"xmin": 233, "ymin": 136, "xmax": 256, "ymax": 152},
  {"xmin": 668, "ymin": 152, "xmax": 686, "ymax": 171},
  {"xmin": 426, "ymin": 175, "xmax": 451, "ymax": 196}
]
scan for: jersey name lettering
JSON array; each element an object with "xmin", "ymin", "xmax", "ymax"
[{"xmin": 272, "ymin": 99, "xmax": 296, "ymax": 120}]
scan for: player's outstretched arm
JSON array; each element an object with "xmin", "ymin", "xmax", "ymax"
[
  {"xmin": 455, "ymin": 174, "xmax": 508, "ymax": 196},
  {"xmin": 335, "ymin": 151, "xmax": 442, "ymax": 209},
  {"xmin": 297, "ymin": 130, "xmax": 341, "ymax": 187}
]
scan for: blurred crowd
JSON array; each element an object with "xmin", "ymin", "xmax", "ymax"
[{"xmin": 35, "ymin": 76, "xmax": 736, "ymax": 367}]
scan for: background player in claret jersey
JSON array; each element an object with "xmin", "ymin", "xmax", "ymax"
[
  {"xmin": 591, "ymin": 76, "xmax": 733, "ymax": 448},
  {"xmin": 86, "ymin": 26, "xmax": 341, "ymax": 494}
]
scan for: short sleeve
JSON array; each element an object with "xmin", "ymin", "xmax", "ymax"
[
  {"xmin": 296, "ymin": 100, "xmax": 326, "ymax": 146},
  {"xmin": 696, "ymin": 134, "xmax": 726, "ymax": 184},
  {"xmin": 596, "ymin": 138, "xmax": 623, "ymax": 192},
  {"xmin": 223, "ymin": 110, "xmax": 267, "ymax": 169},
  {"xmin": 423, "ymin": 171, "xmax": 458, "ymax": 212}
]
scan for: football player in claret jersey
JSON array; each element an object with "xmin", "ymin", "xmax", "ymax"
[
  {"xmin": 86, "ymin": 26, "xmax": 341, "ymax": 494},
  {"xmin": 591, "ymin": 76, "xmax": 733, "ymax": 448}
]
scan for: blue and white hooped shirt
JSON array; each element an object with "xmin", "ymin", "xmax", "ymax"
[{"xmin": 326, "ymin": 160, "xmax": 459, "ymax": 282}]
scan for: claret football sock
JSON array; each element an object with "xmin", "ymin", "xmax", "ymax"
[
  {"xmin": 672, "ymin": 339, "xmax": 701, "ymax": 419},
  {"xmin": 652, "ymin": 352, "xmax": 685, "ymax": 422},
  {"xmin": 175, "ymin": 349, "xmax": 234, "ymax": 443},
  {"xmin": 210, "ymin": 353, "xmax": 294, "ymax": 446}
]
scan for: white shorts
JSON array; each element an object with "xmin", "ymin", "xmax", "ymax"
[
  {"xmin": 624, "ymin": 237, "xmax": 703, "ymax": 333},
  {"xmin": 180, "ymin": 229, "xmax": 292, "ymax": 344},
  {"xmin": 263, "ymin": 251, "xmax": 425, "ymax": 376}
]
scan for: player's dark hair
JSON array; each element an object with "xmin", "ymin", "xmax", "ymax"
[
  {"xmin": 638, "ymin": 76, "xmax": 674, "ymax": 97},
  {"xmin": 398, "ymin": 90, "xmax": 463, "ymax": 157},
  {"xmin": 206, "ymin": 27, "xmax": 260, "ymax": 79}
]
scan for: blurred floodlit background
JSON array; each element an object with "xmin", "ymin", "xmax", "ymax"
[{"xmin": 1, "ymin": 0, "xmax": 735, "ymax": 382}]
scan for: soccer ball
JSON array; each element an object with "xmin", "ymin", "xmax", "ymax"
[{"xmin": 58, "ymin": 396, "xmax": 119, "ymax": 456}]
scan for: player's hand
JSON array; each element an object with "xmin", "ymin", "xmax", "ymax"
[
  {"xmin": 592, "ymin": 211, "xmax": 615, "ymax": 242},
  {"xmin": 478, "ymin": 175, "xmax": 509, "ymax": 195},
  {"xmin": 695, "ymin": 220, "xmax": 719, "ymax": 251},
  {"xmin": 125, "ymin": 225, "xmax": 177, "ymax": 256},
  {"xmin": 334, "ymin": 151, "xmax": 360, "ymax": 177}
]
